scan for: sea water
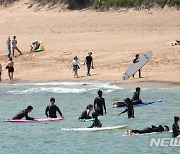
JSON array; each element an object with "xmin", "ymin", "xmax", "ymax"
[{"xmin": 0, "ymin": 81, "xmax": 179, "ymax": 154}]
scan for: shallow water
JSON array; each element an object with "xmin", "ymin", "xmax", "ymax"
[{"xmin": 0, "ymin": 81, "xmax": 179, "ymax": 154}]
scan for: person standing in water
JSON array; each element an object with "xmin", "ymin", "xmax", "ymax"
[
  {"xmin": 132, "ymin": 54, "xmax": 142, "ymax": 78},
  {"xmin": 12, "ymin": 106, "xmax": 34, "ymax": 120},
  {"xmin": 172, "ymin": 116, "xmax": 180, "ymax": 137},
  {"xmin": 7, "ymin": 36, "xmax": 11, "ymax": 58},
  {"xmin": 45, "ymin": 98, "xmax": 64, "ymax": 118},
  {"xmin": 12, "ymin": 36, "xmax": 22, "ymax": 56},
  {"xmin": 6, "ymin": 57, "xmax": 14, "ymax": 80},
  {"xmin": 85, "ymin": 52, "xmax": 94, "ymax": 76},
  {"xmin": 94, "ymin": 90, "xmax": 106, "ymax": 116}
]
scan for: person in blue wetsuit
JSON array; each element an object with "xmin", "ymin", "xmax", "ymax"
[
  {"xmin": 125, "ymin": 125, "xmax": 169, "ymax": 135},
  {"xmin": 45, "ymin": 98, "xmax": 64, "ymax": 118},
  {"xmin": 131, "ymin": 87, "xmax": 142, "ymax": 104},
  {"xmin": 79, "ymin": 104, "xmax": 93, "ymax": 120},
  {"xmin": 172, "ymin": 116, "xmax": 180, "ymax": 137},
  {"xmin": 12, "ymin": 106, "xmax": 34, "ymax": 120},
  {"xmin": 94, "ymin": 90, "xmax": 106, "ymax": 116},
  {"xmin": 88, "ymin": 112, "xmax": 102, "ymax": 128},
  {"xmin": 118, "ymin": 98, "xmax": 134, "ymax": 118}
]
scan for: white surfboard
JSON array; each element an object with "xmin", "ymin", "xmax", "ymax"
[
  {"xmin": 122, "ymin": 51, "xmax": 153, "ymax": 80},
  {"xmin": 61, "ymin": 125, "xmax": 128, "ymax": 131}
]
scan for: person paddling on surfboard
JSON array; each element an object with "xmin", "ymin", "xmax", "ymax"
[
  {"xmin": 12, "ymin": 106, "xmax": 34, "ymax": 120},
  {"xmin": 132, "ymin": 54, "xmax": 142, "ymax": 78},
  {"xmin": 172, "ymin": 116, "xmax": 180, "ymax": 137},
  {"xmin": 131, "ymin": 87, "xmax": 143, "ymax": 104},
  {"xmin": 79, "ymin": 104, "xmax": 93, "ymax": 120},
  {"xmin": 45, "ymin": 98, "xmax": 64, "ymax": 119},
  {"xmin": 125, "ymin": 125, "xmax": 169, "ymax": 135},
  {"xmin": 88, "ymin": 112, "xmax": 102, "ymax": 128},
  {"xmin": 118, "ymin": 98, "xmax": 134, "ymax": 118}
]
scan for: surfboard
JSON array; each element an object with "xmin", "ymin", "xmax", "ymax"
[
  {"xmin": 79, "ymin": 119, "xmax": 94, "ymax": 122},
  {"xmin": 113, "ymin": 100, "xmax": 162, "ymax": 108},
  {"xmin": 61, "ymin": 125, "xmax": 128, "ymax": 131},
  {"xmin": 5, "ymin": 117, "xmax": 64, "ymax": 123},
  {"xmin": 122, "ymin": 51, "xmax": 153, "ymax": 80}
]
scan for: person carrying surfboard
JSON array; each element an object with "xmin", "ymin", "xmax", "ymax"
[
  {"xmin": 12, "ymin": 106, "xmax": 35, "ymax": 120},
  {"xmin": 118, "ymin": 98, "xmax": 134, "ymax": 118},
  {"xmin": 172, "ymin": 116, "xmax": 180, "ymax": 137},
  {"xmin": 132, "ymin": 54, "xmax": 142, "ymax": 78},
  {"xmin": 79, "ymin": 104, "xmax": 93, "ymax": 120},
  {"xmin": 88, "ymin": 112, "xmax": 102, "ymax": 128}
]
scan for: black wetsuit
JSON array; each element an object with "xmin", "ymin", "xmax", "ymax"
[
  {"xmin": 88, "ymin": 118, "xmax": 102, "ymax": 128},
  {"xmin": 79, "ymin": 110, "xmax": 91, "ymax": 119},
  {"xmin": 94, "ymin": 97, "xmax": 106, "ymax": 116},
  {"xmin": 172, "ymin": 122, "xmax": 180, "ymax": 137},
  {"xmin": 131, "ymin": 91, "xmax": 142, "ymax": 104},
  {"xmin": 85, "ymin": 56, "xmax": 93, "ymax": 75},
  {"xmin": 45, "ymin": 105, "xmax": 63, "ymax": 118},
  {"xmin": 121, "ymin": 103, "xmax": 134, "ymax": 118},
  {"xmin": 133, "ymin": 57, "xmax": 141, "ymax": 78},
  {"xmin": 12, "ymin": 109, "xmax": 34, "ymax": 120},
  {"xmin": 131, "ymin": 125, "xmax": 164, "ymax": 134}
]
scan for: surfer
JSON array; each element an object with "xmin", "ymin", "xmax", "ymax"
[
  {"xmin": 118, "ymin": 98, "xmax": 134, "ymax": 118},
  {"xmin": 88, "ymin": 112, "xmax": 102, "ymax": 128},
  {"xmin": 79, "ymin": 104, "xmax": 93, "ymax": 120},
  {"xmin": 125, "ymin": 125, "xmax": 169, "ymax": 135},
  {"xmin": 45, "ymin": 98, "xmax": 64, "ymax": 118},
  {"xmin": 172, "ymin": 116, "xmax": 180, "ymax": 137},
  {"xmin": 131, "ymin": 87, "xmax": 142, "ymax": 104},
  {"xmin": 94, "ymin": 90, "xmax": 106, "ymax": 116},
  {"xmin": 85, "ymin": 52, "xmax": 94, "ymax": 76},
  {"xmin": 132, "ymin": 54, "xmax": 142, "ymax": 78},
  {"xmin": 12, "ymin": 106, "xmax": 34, "ymax": 120}
]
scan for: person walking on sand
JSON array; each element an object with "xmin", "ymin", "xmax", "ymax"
[
  {"xmin": 71, "ymin": 56, "xmax": 81, "ymax": 78},
  {"xmin": 0, "ymin": 63, "xmax": 2, "ymax": 81},
  {"xmin": 85, "ymin": 52, "xmax": 94, "ymax": 76},
  {"xmin": 7, "ymin": 36, "xmax": 11, "ymax": 58},
  {"xmin": 6, "ymin": 57, "xmax": 14, "ymax": 80},
  {"xmin": 12, "ymin": 36, "xmax": 22, "ymax": 56},
  {"xmin": 132, "ymin": 54, "xmax": 142, "ymax": 78}
]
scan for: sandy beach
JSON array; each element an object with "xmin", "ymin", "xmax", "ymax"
[{"xmin": 0, "ymin": 1, "xmax": 180, "ymax": 86}]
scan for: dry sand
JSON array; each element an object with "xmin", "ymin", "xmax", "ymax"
[{"xmin": 0, "ymin": 1, "xmax": 180, "ymax": 87}]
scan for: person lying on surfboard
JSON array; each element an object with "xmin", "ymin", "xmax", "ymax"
[
  {"xmin": 118, "ymin": 98, "xmax": 134, "ymax": 118},
  {"xmin": 12, "ymin": 106, "xmax": 34, "ymax": 120},
  {"xmin": 79, "ymin": 104, "xmax": 93, "ymax": 120},
  {"xmin": 132, "ymin": 54, "xmax": 142, "ymax": 78},
  {"xmin": 88, "ymin": 112, "xmax": 102, "ymax": 128},
  {"xmin": 125, "ymin": 125, "xmax": 169, "ymax": 135}
]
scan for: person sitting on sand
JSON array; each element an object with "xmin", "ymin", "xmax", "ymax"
[
  {"xmin": 172, "ymin": 116, "xmax": 180, "ymax": 137},
  {"xmin": 88, "ymin": 112, "xmax": 102, "ymax": 128},
  {"xmin": 125, "ymin": 125, "xmax": 169, "ymax": 135},
  {"xmin": 6, "ymin": 57, "xmax": 14, "ymax": 80},
  {"xmin": 79, "ymin": 104, "xmax": 93, "ymax": 120},
  {"xmin": 12, "ymin": 106, "xmax": 34, "ymax": 120}
]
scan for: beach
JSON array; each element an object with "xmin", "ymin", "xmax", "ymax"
[{"xmin": 0, "ymin": 1, "xmax": 180, "ymax": 85}]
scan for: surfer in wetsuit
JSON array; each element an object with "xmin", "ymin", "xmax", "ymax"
[
  {"xmin": 88, "ymin": 112, "xmax": 102, "ymax": 128},
  {"xmin": 131, "ymin": 87, "xmax": 142, "ymax": 104},
  {"xmin": 125, "ymin": 125, "xmax": 169, "ymax": 135},
  {"xmin": 12, "ymin": 106, "xmax": 34, "ymax": 120},
  {"xmin": 79, "ymin": 104, "xmax": 93, "ymax": 120},
  {"xmin": 94, "ymin": 90, "xmax": 106, "ymax": 116},
  {"xmin": 45, "ymin": 98, "xmax": 64, "ymax": 118},
  {"xmin": 118, "ymin": 98, "xmax": 134, "ymax": 118},
  {"xmin": 132, "ymin": 54, "xmax": 142, "ymax": 78},
  {"xmin": 172, "ymin": 116, "xmax": 180, "ymax": 137}
]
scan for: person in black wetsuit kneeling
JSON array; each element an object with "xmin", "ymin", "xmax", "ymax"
[
  {"xmin": 79, "ymin": 104, "xmax": 93, "ymax": 120},
  {"xmin": 88, "ymin": 112, "xmax": 102, "ymax": 128},
  {"xmin": 118, "ymin": 98, "xmax": 134, "ymax": 118},
  {"xmin": 12, "ymin": 105, "xmax": 34, "ymax": 120},
  {"xmin": 131, "ymin": 87, "xmax": 142, "ymax": 104},
  {"xmin": 45, "ymin": 98, "xmax": 64, "ymax": 119},
  {"xmin": 125, "ymin": 125, "xmax": 169, "ymax": 135},
  {"xmin": 94, "ymin": 90, "xmax": 106, "ymax": 116},
  {"xmin": 172, "ymin": 116, "xmax": 180, "ymax": 137}
]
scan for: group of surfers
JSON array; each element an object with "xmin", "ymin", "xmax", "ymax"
[{"xmin": 10, "ymin": 87, "xmax": 179, "ymax": 137}]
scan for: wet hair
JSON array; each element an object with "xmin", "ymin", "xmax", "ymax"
[
  {"xmin": 50, "ymin": 98, "xmax": 55, "ymax": 102},
  {"xmin": 27, "ymin": 106, "xmax": 33, "ymax": 110},
  {"xmin": 92, "ymin": 112, "xmax": 98, "ymax": 119},
  {"xmin": 97, "ymin": 90, "xmax": 102, "ymax": 97},
  {"xmin": 174, "ymin": 116, "xmax": 179, "ymax": 123},
  {"xmin": 125, "ymin": 98, "xmax": 131, "ymax": 104},
  {"xmin": 163, "ymin": 125, "xmax": 169, "ymax": 131},
  {"xmin": 135, "ymin": 54, "xmax": 139, "ymax": 58},
  {"xmin": 87, "ymin": 104, "xmax": 93, "ymax": 110},
  {"xmin": 136, "ymin": 87, "xmax": 140, "ymax": 91}
]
